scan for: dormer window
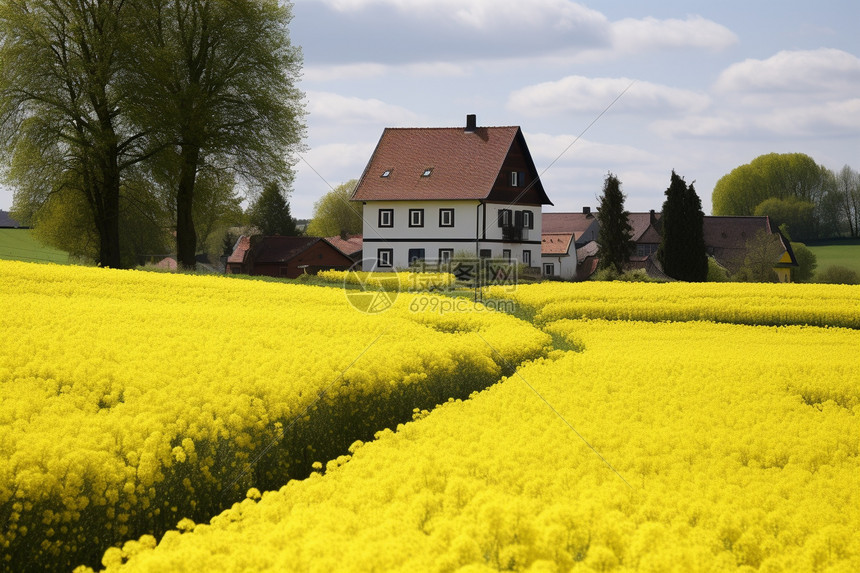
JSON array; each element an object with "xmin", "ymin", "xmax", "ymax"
[{"xmin": 421, "ymin": 168, "xmax": 433, "ymax": 177}]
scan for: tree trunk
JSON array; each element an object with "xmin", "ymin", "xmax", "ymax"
[{"xmin": 176, "ymin": 143, "xmax": 200, "ymax": 270}]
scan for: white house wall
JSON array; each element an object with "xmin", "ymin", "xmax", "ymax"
[
  {"xmin": 540, "ymin": 253, "xmax": 577, "ymax": 280},
  {"xmin": 361, "ymin": 200, "xmax": 544, "ymax": 270}
]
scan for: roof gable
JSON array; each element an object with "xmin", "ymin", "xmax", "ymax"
[
  {"xmin": 541, "ymin": 233, "xmax": 574, "ymax": 255},
  {"xmin": 351, "ymin": 125, "xmax": 551, "ymax": 204}
]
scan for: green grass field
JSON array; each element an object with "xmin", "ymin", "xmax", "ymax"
[
  {"xmin": 0, "ymin": 228, "xmax": 69, "ymax": 264},
  {"xmin": 806, "ymin": 239, "xmax": 860, "ymax": 274}
]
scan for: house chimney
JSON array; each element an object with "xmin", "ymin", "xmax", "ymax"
[
  {"xmin": 583, "ymin": 206, "xmax": 591, "ymax": 215},
  {"xmin": 465, "ymin": 114, "xmax": 477, "ymax": 132}
]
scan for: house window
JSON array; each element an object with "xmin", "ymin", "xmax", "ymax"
[
  {"xmin": 479, "ymin": 249, "xmax": 492, "ymax": 259},
  {"xmin": 377, "ymin": 248, "xmax": 393, "ymax": 268},
  {"xmin": 543, "ymin": 263, "xmax": 555, "ymax": 276},
  {"xmin": 522, "ymin": 210, "xmax": 534, "ymax": 229},
  {"xmin": 408, "ymin": 248, "xmax": 425, "ymax": 264},
  {"xmin": 409, "ymin": 209, "xmax": 424, "ymax": 228},
  {"xmin": 522, "ymin": 250, "xmax": 531, "ymax": 266},
  {"xmin": 439, "ymin": 208, "xmax": 455, "ymax": 227},
  {"xmin": 381, "ymin": 170, "xmax": 391, "ymax": 178},
  {"xmin": 497, "ymin": 209, "xmax": 512, "ymax": 227},
  {"xmin": 502, "ymin": 249, "xmax": 511, "ymax": 262},
  {"xmin": 511, "ymin": 171, "xmax": 519, "ymax": 186},
  {"xmin": 438, "ymin": 248, "xmax": 453, "ymax": 263},
  {"xmin": 421, "ymin": 168, "xmax": 433, "ymax": 177},
  {"xmin": 379, "ymin": 209, "xmax": 393, "ymax": 228}
]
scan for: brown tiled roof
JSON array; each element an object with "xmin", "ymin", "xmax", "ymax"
[
  {"xmin": 541, "ymin": 233, "xmax": 574, "ymax": 256},
  {"xmin": 227, "ymin": 235, "xmax": 251, "ymax": 264},
  {"xmin": 253, "ymin": 236, "xmax": 321, "ymax": 264},
  {"xmin": 351, "ymin": 126, "xmax": 550, "ymax": 204},
  {"xmin": 628, "ymin": 212, "xmax": 662, "ymax": 243},
  {"xmin": 703, "ymin": 216, "xmax": 772, "ymax": 249},
  {"xmin": 325, "ymin": 234, "xmax": 363, "ymax": 257},
  {"xmin": 542, "ymin": 212, "xmax": 598, "ymax": 239}
]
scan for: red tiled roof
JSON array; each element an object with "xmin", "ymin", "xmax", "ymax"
[
  {"xmin": 227, "ymin": 235, "xmax": 251, "ymax": 264},
  {"xmin": 325, "ymin": 234, "xmax": 363, "ymax": 257},
  {"xmin": 541, "ymin": 233, "xmax": 574, "ymax": 256},
  {"xmin": 253, "ymin": 236, "xmax": 321, "ymax": 264},
  {"xmin": 542, "ymin": 212, "xmax": 598, "ymax": 239},
  {"xmin": 351, "ymin": 126, "xmax": 550, "ymax": 204}
]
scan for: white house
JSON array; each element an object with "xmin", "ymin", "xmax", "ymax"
[
  {"xmin": 351, "ymin": 114, "xmax": 553, "ymax": 271},
  {"xmin": 540, "ymin": 233, "xmax": 577, "ymax": 279}
]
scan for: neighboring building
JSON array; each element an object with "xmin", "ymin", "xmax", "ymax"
[
  {"xmin": 351, "ymin": 114, "xmax": 553, "ymax": 270},
  {"xmin": 226, "ymin": 235, "xmax": 354, "ymax": 278},
  {"xmin": 542, "ymin": 208, "xmax": 599, "ymax": 247},
  {"xmin": 325, "ymin": 234, "xmax": 363, "ymax": 261},
  {"xmin": 703, "ymin": 216, "xmax": 797, "ymax": 282},
  {"xmin": 545, "ymin": 210, "xmax": 798, "ymax": 282},
  {"xmin": 540, "ymin": 233, "xmax": 577, "ymax": 279}
]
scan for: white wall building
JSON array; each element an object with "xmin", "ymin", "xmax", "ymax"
[{"xmin": 351, "ymin": 115, "xmax": 553, "ymax": 270}]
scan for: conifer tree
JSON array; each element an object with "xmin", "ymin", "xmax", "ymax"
[
  {"xmin": 249, "ymin": 182, "xmax": 298, "ymax": 236},
  {"xmin": 596, "ymin": 173, "xmax": 635, "ymax": 273},
  {"xmin": 658, "ymin": 170, "xmax": 708, "ymax": 281}
]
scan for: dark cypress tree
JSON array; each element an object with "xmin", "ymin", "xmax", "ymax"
[
  {"xmin": 249, "ymin": 182, "xmax": 298, "ymax": 236},
  {"xmin": 596, "ymin": 173, "xmax": 635, "ymax": 273},
  {"xmin": 658, "ymin": 170, "xmax": 708, "ymax": 281}
]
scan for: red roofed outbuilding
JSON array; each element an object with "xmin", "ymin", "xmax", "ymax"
[{"xmin": 226, "ymin": 236, "xmax": 354, "ymax": 278}]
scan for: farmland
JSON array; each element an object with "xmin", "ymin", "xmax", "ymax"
[
  {"xmin": 806, "ymin": 239, "xmax": 860, "ymax": 275},
  {"xmin": 1, "ymin": 261, "xmax": 858, "ymax": 572},
  {"xmin": 0, "ymin": 229, "xmax": 69, "ymax": 265}
]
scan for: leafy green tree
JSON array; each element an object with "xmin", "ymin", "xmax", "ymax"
[
  {"xmin": 754, "ymin": 197, "xmax": 816, "ymax": 243},
  {"xmin": 0, "ymin": 0, "xmax": 152, "ymax": 267},
  {"xmin": 734, "ymin": 229, "xmax": 784, "ymax": 282},
  {"xmin": 131, "ymin": 0, "xmax": 306, "ymax": 269},
  {"xmin": 790, "ymin": 242, "xmax": 817, "ymax": 283},
  {"xmin": 596, "ymin": 173, "xmax": 634, "ymax": 273},
  {"xmin": 712, "ymin": 153, "xmax": 833, "ymax": 240},
  {"xmin": 249, "ymin": 182, "xmax": 297, "ymax": 236},
  {"xmin": 658, "ymin": 170, "xmax": 707, "ymax": 281},
  {"xmin": 306, "ymin": 180, "xmax": 363, "ymax": 238},
  {"xmin": 833, "ymin": 165, "xmax": 860, "ymax": 237}
]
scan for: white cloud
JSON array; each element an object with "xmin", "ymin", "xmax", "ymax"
[
  {"xmin": 611, "ymin": 16, "xmax": 738, "ymax": 54},
  {"xmin": 303, "ymin": 63, "xmax": 390, "ymax": 83},
  {"xmin": 654, "ymin": 49, "xmax": 860, "ymax": 139},
  {"xmin": 508, "ymin": 76, "xmax": 710, "ymax": 117},
  {"xmin": 715, "ymin": 48, "xmax": 860, "ymax": 95},
  {"xmin": 524, "ymin": 133, "xmax": 660, "ymax": 167},
  {"xmin": 316, "ymin": 0, "xmax": 608, "ymax": 32},
  {"xmin": 306, "ymin": 92, "xmax": 423, "ymax": 125}
]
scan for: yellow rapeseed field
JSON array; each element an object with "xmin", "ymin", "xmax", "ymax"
[
  {"xmin": 0, "ymin": 261, "xmax": 550, "ymax": 571},
  {"xmin": 89, "ymin": 318, "xmax": 859, "ymax": 572},
  {"xmin": 487, "ymin": 281, "xmax": 860, "ymax": 328},
  {"xmin": 2, "ymin": 261, "xmax": 858, "ymax": 572}
]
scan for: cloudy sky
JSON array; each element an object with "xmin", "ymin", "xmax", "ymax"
[{"xmin": 2, "ymin": 0, "xmax": 858, "ymax": 220}]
